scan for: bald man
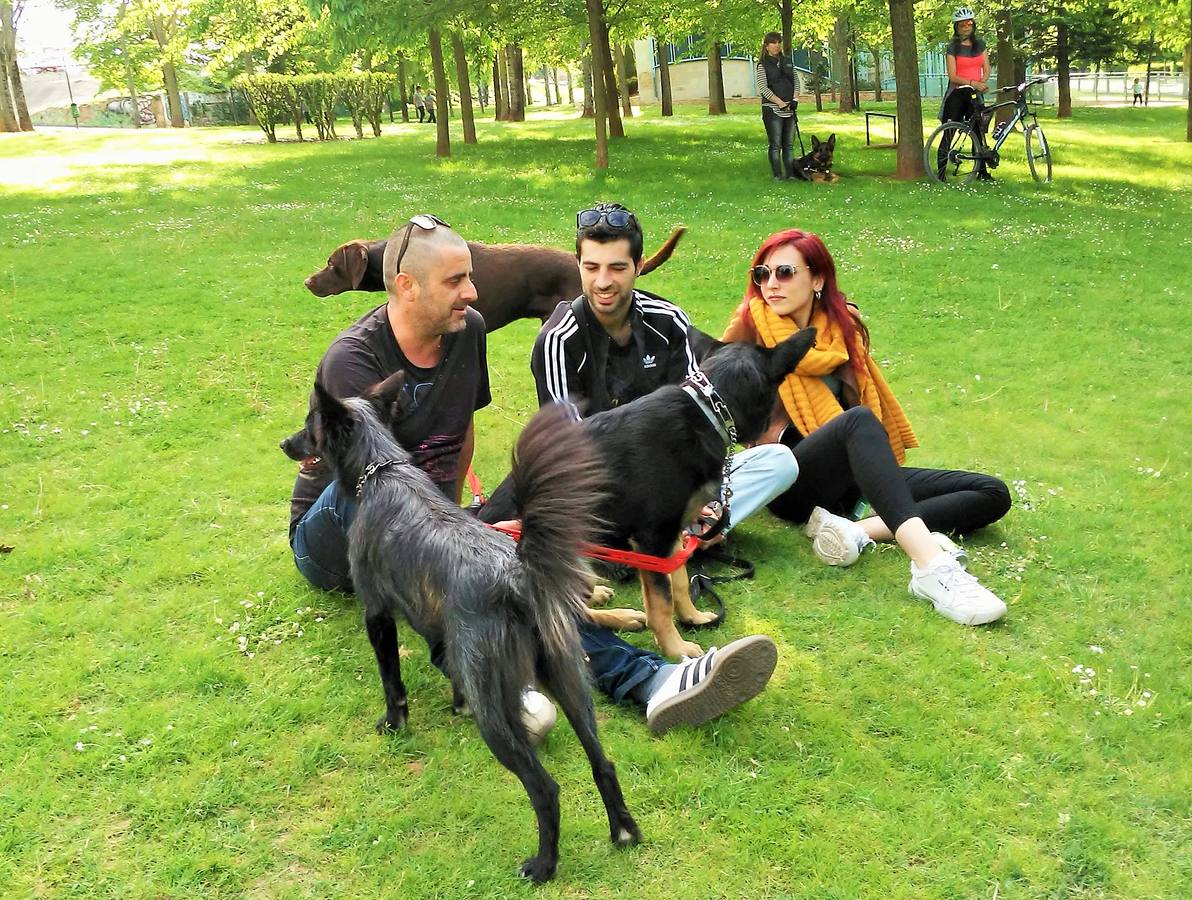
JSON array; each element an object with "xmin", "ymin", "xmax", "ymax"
[{"xmin": 289, "ymin": 216, "xmax": 489, "ymax": 592}]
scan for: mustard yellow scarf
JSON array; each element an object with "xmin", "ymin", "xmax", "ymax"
[{"xmin": 750, "ymin": 298, "xmax": 918, "ymax": 463}]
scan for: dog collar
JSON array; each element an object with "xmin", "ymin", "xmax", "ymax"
[
  {"xmin": 681, "ymin": 372, "xmax": 736, "ymax": 447},
  {"xmin": 355, "ymin": 459, "xmax": 403, "ymax": 498}
]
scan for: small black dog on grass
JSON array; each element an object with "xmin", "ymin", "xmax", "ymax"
[{"xmin": 313, "ymin": 374, "xmax": 640, "ymax": 883}]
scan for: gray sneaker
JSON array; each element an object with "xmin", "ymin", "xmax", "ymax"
[
  {"xmin": 805, "ymin": 506, "xmax": 874, "ymax": 567},
  {"xmin": 909, "ymin": 556, "xmax": 1006, "ymax": 625},
  {"xmin": 645, "ymin": 635, "xmax": 778, "ymax": 735}
]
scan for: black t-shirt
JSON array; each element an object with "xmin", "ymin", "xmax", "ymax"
[{"xmin": 288, "ymin": 303, "xmax": 491, "ymax": 536}]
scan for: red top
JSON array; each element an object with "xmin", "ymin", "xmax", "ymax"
[{"xmin": 951, "ymin": 42, "xmax": 987, "ymax": 82}]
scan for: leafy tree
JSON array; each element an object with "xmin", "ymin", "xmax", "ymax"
[{"xmin": 1, "ymin": 0, "xmax": 33, "ymax": 131}]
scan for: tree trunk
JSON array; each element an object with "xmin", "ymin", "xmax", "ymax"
[
  {"xmin": 781, "ymin": 0, "xmax": 793, "ymax": 52},
  {"xmin": 507, "ymin": 45, "xmax": 526, "ymax": 120},
  {"xmin": 428, "ymin": 28, "xmax": 451, "ymax": 157},
  {"xmin": 552, "ymin": 67, "xmax": 561, "ymax": 106},
  {"xmin": 872, "ymin": 44, "xmax": 883, "ymax": 102},
  {"xmin": 1056, "ymin": 8, "xmax": 1072, "ymax": 117},
  {"xmin": 0, "ymin": 2, "xmax": 30, "ymax": 130},
  {"xmin": 581, "ymin": 50, "xmax": 595, "ymax": 117},
  {"xmin": 811, "ymin": 43, "xmax": 824, "ymax": 111},
  {"xmin": 1186, "ymin": 6, "xmax": 1191, "ymax": 141},
  {"xmin": 584, "ymin": 0, "xmax": 609, "ymax": 168},
  {"xmin": 494, "ymin": 52, "xmax": 507, "ymax": 120},
  {"xmin": 887, "ymin": 0, "xmax": 925, "ymax": 179},
  {"xmin": 397, "ymin": 55, "xmax": 409, "ymax": 122},
  {"xmin": 566, "ymin": 64, "xmax": 575, "ymax": 104},
  {"xmin": 707, "ymin": 40, "xmax": 726, "ymax": 114},
  {"xmin": 7, "ymin": 58, "xmax": 29, "ymax": 130},
  {"xmin": 0, "ymin": 64, "xmax": 16, "ymax": 132},
  {"xmin": 995, "ymin": 10, "xmax": 1016, "ymax": 127},
  {"xmin": 524, "ymin": 61, "xmax": 533, "ymax": 106},
  {"xmin": 148, "ymin": 16, "xmax": 184, "ymax": 128},
  {"xmin": 1144, "ymin": 30, "xmax": 1155, "ymax": 105},
  {"xmin": 451, "ymin": 32, "xmax": 476, "ymax": 143},
  {"xmin": 597, "ymin": 12, "xmax": 624, "ymax": 136},
  {"xmin": 615, "ymin": 44, "xmax": 634, "ymax": 117},
  {"xmin": 835, "ymin": 18, "xmax": 855, "ymax": 112},
  {"xmin": 657, "ymin": 38, "xmax": 673, "ymax": 116}
]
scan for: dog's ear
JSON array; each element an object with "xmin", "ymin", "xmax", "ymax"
[
  {"xmin": 332, "ymin": 241, "xmax": 370, "ymax": 290},
  {"xmin": 364, "ymin": 371, "xmax": 408, "ymax": 425},
  {"xmin": 768, "ymin": 327, "xmax": 817, "ymax": 380},
  {"xmin": 312, "ymin": 381, "xmax": 351, "ymax": 437},
  {"xmin": 826, "ymin": 133, "xmax": 836, "ymax": 150},
  {"xmin": 811, "ymin": 135, "xmax": 821, "ymax": 150}
]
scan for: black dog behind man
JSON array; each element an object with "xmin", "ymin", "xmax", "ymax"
[{"xmin": 313, "ymin": 374, "xmax": 641, "ymax": 883}]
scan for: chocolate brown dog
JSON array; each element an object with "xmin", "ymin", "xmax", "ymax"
[{"xmin": 304, "ymin": 228, "xmax": 686, "ymax": 332}]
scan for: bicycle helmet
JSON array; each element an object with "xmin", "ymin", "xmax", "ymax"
[{"xmin": 952, "ymin": 6, "xmax": 976, "ymax": 21}]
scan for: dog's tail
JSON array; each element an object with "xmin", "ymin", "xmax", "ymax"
[
  {"xmin": 639, "ymin": 226, "xmax": 686, "ymax": 276},
  {"xmin": 510, "ymin": 404, "xmax": 605, "ymax": 658}
]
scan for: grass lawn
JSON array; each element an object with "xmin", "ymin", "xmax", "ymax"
[{"xmin": 1, "ymin": 101, "xmax": 1189, "ymax": 898}]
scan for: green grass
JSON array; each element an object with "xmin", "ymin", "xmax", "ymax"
[{"xmin": 1, "ymin": 101, "xmax": 1190, "ymax": 898}]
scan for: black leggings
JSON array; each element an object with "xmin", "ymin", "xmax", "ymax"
[
  {"xmin": 939, "ymin": 89, "xmax": 990, "ymax": 177},
  {"xmin": 767, "ymin": 407, "xmax": 1011, "ymax": 536}
]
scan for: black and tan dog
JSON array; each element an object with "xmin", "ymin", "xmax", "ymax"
[
  {"xmin": 313, "ymin": 375, "xmax": 640, "ymax": 883},
  {"xmin": 792, "ymin": 133, "xmax": 838, "ymax": 183},
  {"xmin": 480, "ymin": 329, "xmax": 817, "ymax": 659},
  {"xmin": 304, "ymin": 228, "xmax": 685, "ymax": 332}
]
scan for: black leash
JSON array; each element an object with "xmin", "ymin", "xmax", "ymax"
[{"xmin": 683, "ymin": 545, "xmax": 757, "ymax": 630}]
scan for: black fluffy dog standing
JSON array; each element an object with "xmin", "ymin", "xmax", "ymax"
[
  {"xmin": 313, "ymin": 375, "xmax": 641, "ymax": 882},
  {"xmin": 481, "ymin": 329, "xmax": 817, "ymax": 660}
]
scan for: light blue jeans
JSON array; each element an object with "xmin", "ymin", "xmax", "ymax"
[{"xmin": 721, "ymin": 443, "xmax": 800, "ymax": 533}]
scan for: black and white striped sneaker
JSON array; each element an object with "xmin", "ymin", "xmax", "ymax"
[{"xmin": 645, "ymin": 635, "xmax": 778, "ymax": 735}]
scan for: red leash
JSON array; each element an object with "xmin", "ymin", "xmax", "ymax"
[{"xmin": 467, "ymin": 468, "xmax": 699, "ymax": 575}]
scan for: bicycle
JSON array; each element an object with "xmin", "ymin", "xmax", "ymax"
[{"xmin": 924, "ymin": 75, "xmax": 1053, "ymax": 185}]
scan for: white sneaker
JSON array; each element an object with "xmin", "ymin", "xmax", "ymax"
[
  {"xmin": 521, "ymin": 689, "xmax": 557, "ymax": 747},
  {"xmin": 909, "ymin": 554, "xmax": 1007, "ymax": 625},
  {"xmin": 932, "ymin": 532, "xmax": 969, "ymax": 569},
  {"xmin": 645, "ymin": 635, "xmax": 777, "ymax": 735},
  {"xmin": 805, "ymin": 506, "xmax": 874, "ymax": 567}
]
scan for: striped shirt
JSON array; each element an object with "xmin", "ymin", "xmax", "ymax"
[{"xmin": 757, "ymin": 60, "xmax": 801, "ymax": 118}]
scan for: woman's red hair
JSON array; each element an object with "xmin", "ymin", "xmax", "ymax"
[{"xmin": 732, "ymin": 229, "xmax": 869, "ymax": 374}]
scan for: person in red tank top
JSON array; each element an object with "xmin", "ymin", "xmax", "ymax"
[{"xmin": 938, "ymin": 7, "xmax": 994, "ymax": 180}]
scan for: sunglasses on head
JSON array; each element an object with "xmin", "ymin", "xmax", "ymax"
[
  {"xmin": 577, "ymin": 208, "xmax": 635, "ymax": 229},
  {"xmin": 751, "ymin": 263, "xmax": 804, "ymax": 285},
  {"xmin": 394, "ymin": 213, "xmax": 450, "ymax": 274}
]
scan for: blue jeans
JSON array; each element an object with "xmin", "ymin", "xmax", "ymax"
[{"xmin": 290, "ymin": 479, "xmax": 664, "ymax": 706}]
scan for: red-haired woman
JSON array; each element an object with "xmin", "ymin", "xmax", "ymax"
[{"xmin": 721, "ymin": 229, "xmax": 1011, "ymax": 625}]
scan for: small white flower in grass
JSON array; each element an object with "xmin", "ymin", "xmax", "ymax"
[
  {"xmin": 1143, "ymin": 691, "xmax": 1152, "ymax": 699},
  {"xmin": 80, "ymin": 429, "xmax": 89, "ymax": 436},
  {"xmin": 1123, "ymin": 708, "xmax": 1133, "ymax": 716},
  {"xmin": 257, "ymin": 591, "xmax": 264, "ymax": 598},
  {"xmin": 75, "ymin": 742, "xmax": 85, "ymax": 751},
  {"xmin": 1072, "ymin": 664, "xmax": 1084, "ymax": 674},
  {"xmin": 119, "ymin": 755, "xmax": 127, "ymax": 762},
  {"xmin": 139, "ymin": 738, "xmax": 152, "ymax": 746},
  {"xmin": 1089, "ymin": 645, "xmax": 1103, "ymax": 654}
]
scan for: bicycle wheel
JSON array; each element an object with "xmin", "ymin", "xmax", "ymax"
[
  {"xmin": 1025, "ymin": 123, "xmax": 1052, "ymax": 183},
  {"xmin": 924, "ymin": 122, "xmax": 980, "ymax": 185}
]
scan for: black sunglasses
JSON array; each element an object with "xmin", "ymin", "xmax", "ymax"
[
  {"xmin": 393, "ymin": 214, "xmax": 450, "ymax": 275},
  {"xmin": 577, "ymin": 208, "xmax": 636, "ymax": 229},
  {"xmin": 751, "ymin": 264, "xmax": 803, "ymax": 285}
]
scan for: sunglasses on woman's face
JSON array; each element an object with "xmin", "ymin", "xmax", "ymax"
[
  {"xmin": 751, "ymin": 264, "xmax": 803, "ymax": 285},
  {"xmin": 393, "ymin": 214, "xmax": 450, "ymax": 273},
  {"xmin": 577, "ymin": 208, "xmax": 635, "ymax": 229}
]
